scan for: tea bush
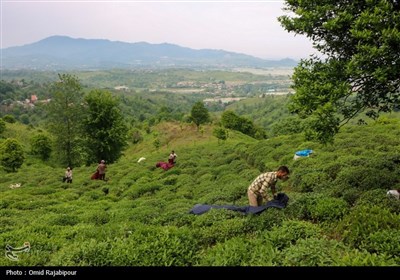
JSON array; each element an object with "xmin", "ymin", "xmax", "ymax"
[
  {"xmin": 356, "ymin": 189, "xmax": 400, "ymax": 214},
  {"xmin": 359, "ymin": 229, "xmax": 400, "ymax": 262},
  {"xmin": 293, "ymin": 171, "xmax": 331, "ymax": 193},
  {"xmin": 197, "ymin": 236, "xmax": 278, "ymax": 266},
  {"xmin": 277, "ymin": 237, "xmax": 345, "ymax": 266},
  {"xmin": 308, "ymin": 197, "xmax": 348, "ymax": 222},
  {"xmin": 284, "ymin": 193, "xmax": 325, "ymax": 221},
  {"xmin": 1, "ymin": 113, "xmax": 400, "ymax": 266},
  {"xmin": 264, "ymin": 220, "xmax": 323, "ymax": 250},
  {"xmin": 124, "ymin": 181, "xmax": 163, "ymax": 199},
  {"xmin": 333, "ymin": 250, "xmax": 398, "ymax": 266},
  {"xmin": 337, "ymin": 205, "xmax": 400, "ymax": 248},
  {"xmin": 50, "ymin": 214, "xmax": 80, "ymax": 226}
]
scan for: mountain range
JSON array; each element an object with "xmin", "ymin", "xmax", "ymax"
[{"xmin": 1, "ymin": 36, "xmax": 298, "ymax": 70}]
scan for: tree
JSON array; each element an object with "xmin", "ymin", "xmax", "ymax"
[
  {"xmin": 221, "ymin": 110, "xmax": 265, "ymax": 139},
  {"xmin": 31, "ymin": 134, "xmax": 52, "ymax": 161},
  {"xmin": 279, "ymin": 0, "xmax": 400, "ymax": 143},
  {"xmin": 0, "ymin": 138, "xmax": 25, "ymax": 172},
  {"xmin": 0, "ymin": 118, "xmax": 5, "ymax": 135},
  {"xmin": 190, "ymin": 101, "xmax": 210, "ymax": 130},
  {"xmin": 46, "ymin": 74, "xmax": 85, "ymax": 167},
  {"xmin": 82, "ymin": 89, "xmax": 128, "ymax": 164},
  {"xmin": 3, "ymin": 115, "xmax": 16, "ymax": 123},
  {"xmin": 213, "ymin": 127, "xmax": 228, "ymax": 143}
]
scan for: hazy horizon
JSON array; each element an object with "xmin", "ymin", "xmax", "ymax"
[{"xmin": 1, "ymin": 0, "xmax": 317, "ymax": 60}]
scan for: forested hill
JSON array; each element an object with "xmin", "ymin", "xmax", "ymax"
[
  {"xmin": 0, "ymin": 114, "xmax": 399, "ymax": 266},
  {"xmin": 1, "ymin": 35, "xmax": 297, "ymax": 70}
]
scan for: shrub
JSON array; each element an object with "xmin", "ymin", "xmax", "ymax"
[
  {"xmin": 359, "ymin": 229, "xmax": 400, "ymax": 259},
  {"xmin": 50, "ymin": 239, "xmax": 113, "ymax": 266},
  {"xmin": 130, "ymin": 129, "xmax": 143, "ymax": 144},
  {"xmin": 0, "ymin": 118, "xmax": 5, "ymax": 134},
  {"xmin": 277, "ymin": 238, "xmax": 345, "ymax": 266},
  {"xmin": 193, "ymin": 213, "xmax": 248, "ymax": 246},
  {"xmin": 213, "ymin": 127, "xmax": 228, "ymax": 142},
  {"xmin": 31, "ymin": 134, "xmax": 52, "ymax": 160},
  {"xmin": 337, "ymin": 205, "xmax": 400, "ymax": 248},
  {"xmin": 294, "ymin": 172, "xmax": 331, "ymax": 193},
  {"xmin": 124, "ymin": 182, "xmax": 163, "ymax": 199},
  {"xmin": 340, "ymin": 188, "xmax": 362, "ymax": 206},
  {"xmin": 265, "ymin": 220, "xmax": 323, "ymax": 250},
  {"xmin": 0, "ymin": 138, "xmax": 25, "ymax": 172},
  {"xmin": 334, "ymin": 166, "xmax": 397, "ymax": 191},
  {"xmin": 3, "ymin": 114, "xmax": 16, "ymax": 123},
  {"xmin": 284, "ymin": 193, "xmax": 324, "ymax": 221},
  {"xmin": 322, "ymin": 162, "xmax": 342, "ymax": 180},
  {"xmin": 308, "ymin": 197, "xmax": 348, "ymax": 222},
  {"xmin": 356, "ymin": 189, "xmax": 400, "ymax": 214},
  {"xmin": 109, "ymin": 226, "xmax": 201, "ymax": 266},
  {"xmin": 162, "ymin": 175, "xmax": 178, "ymax": 186},
  {"xmin": 277, "ymin": 237, "xmax": 395, "ymax": 266},
  {"xmin": 86, "ymin": 211, "xmax": 110, "ymax": 225},
  {"xmin": 334, "ymin": 249, "xmax": 398, "ymax": 266},
  {"xmin": 50, "ymin": 214, "xmax": 79, "ymax": 226},
  {"xmin": 197, "ymin": 237, "xmax": 278, "ymax": 266}
]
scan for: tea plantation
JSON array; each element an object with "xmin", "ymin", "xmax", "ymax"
[{"xmin": 0, "ymin": 118, "xmax": 399, "ymax": 266}]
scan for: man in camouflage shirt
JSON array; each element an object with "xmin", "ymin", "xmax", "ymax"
[{"xmin": 247, "ymin": 166, "xmax": 290, "ymax": 206}]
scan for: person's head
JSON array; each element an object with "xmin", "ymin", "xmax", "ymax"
[
  {"xmin": 171, "ymin": 150, "xmax": 175, "ymax": 154},
  {"xmin": 101, "ymin": 160, "xmax": 105, "ymax": 164},
  {"xmin": 67, "ymin": 167, "xmax": 71, "ymax": 171},
  {"xmin": 276, "ymin": 166, "xmax": 290, "ymax": 180}
]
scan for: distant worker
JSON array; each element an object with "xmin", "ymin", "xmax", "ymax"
[
  {"xmin": 63, "ymin": 167, "xmax": 73, "ymax": 183},
  {"xmin": 247, "ymin": 166, "xmax": 290, "ymax": 206},
  {"xmin": 387, "ymin": 189, "xmax": 400, "ymax": 200},
  {"xmin": 97, "ymin": 160, "xmax": 107, "ymax": 181},
  {"xmin": 168, "ymin": 150, "xmax": 178, "ymax": 164}
]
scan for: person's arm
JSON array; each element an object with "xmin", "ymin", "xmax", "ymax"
[
  {"xmin": 271, "ymin": 184, "xmax": 277, "ymax": 197},
  {"xmin": 259, "ymin": 177, "xmax": 270, "ymax": 201}
]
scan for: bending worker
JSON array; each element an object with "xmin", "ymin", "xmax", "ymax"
[{"xmin": 247, "ymin": 165, "xmax": 290, "ymax": 206}]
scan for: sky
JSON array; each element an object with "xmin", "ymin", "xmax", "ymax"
[{"xmin": 1, "ymin": 0, "xmax": 317, "ymax": 60}]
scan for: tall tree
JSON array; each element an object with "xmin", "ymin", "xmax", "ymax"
[
  {"xmin": 279, "ymin": 0, "xmax": 400, "ymax": 143},
  {"xmin": 46, "ymin": 74, "xmax": 85, "ymax": 167},
  {"xmin": 0, "ymin": 138, "xmax": 25, "ymax": 172},
  {"xmin": 82, "ymin": 89, "xmax": 128, "ymax": 164},
  {"xmin": 190, "ymin": 101, "xmax": 210, "ymax": 130},
  {"xmin": 31, "ymin": 134, "xmax": 52, "ymax": 161}
]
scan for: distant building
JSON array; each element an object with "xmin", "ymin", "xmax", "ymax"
[
  {"xmin": 203, "ymin": 97, "xmax": 246, "ymax": 104},
  {"xmin": 114, "ymin": 85, "xmax": 129, "ymax": 91},
  {"xmin": 31, "ymin": 95, "xmax": 38, "ymax": 103}
]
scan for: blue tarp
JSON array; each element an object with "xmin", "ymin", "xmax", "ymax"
[
  {"xmin": 295, "ymin": 149, "xmax": 313, "ymax": 157},
  {"xmin": 189, "ymin": 193, "xmax": 289, "ymax": 215}
]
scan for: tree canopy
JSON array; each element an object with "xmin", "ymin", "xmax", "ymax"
[
  {"xmin": 221, "ymin": 110, "xmax": 266, "ymax": 139},
  {"xmin": 46, "ymin": 74, "xmax": 85, "ymax": 167},
  {"xmin": 190, "ymin": 101, "xmax": 210, "ymax": 129},
  {"xmin": 0, "ymin": 138, "xmax": 25, "ymax": 172},
  {"xmin": 82, "ymin": 89, "xmax": 128, "ymax": 164},
  {"xmin": 279, "ymin": 0, "xmax": 400, "ymax": 143}
]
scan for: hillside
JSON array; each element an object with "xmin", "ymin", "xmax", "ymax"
[
  {"xmin": 1, "ymin": 36, "xmax": 298, "ymax": 70},
  {"xmin": 0, "ymin": 117, "xmax": 400, "ymax": 266}
]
